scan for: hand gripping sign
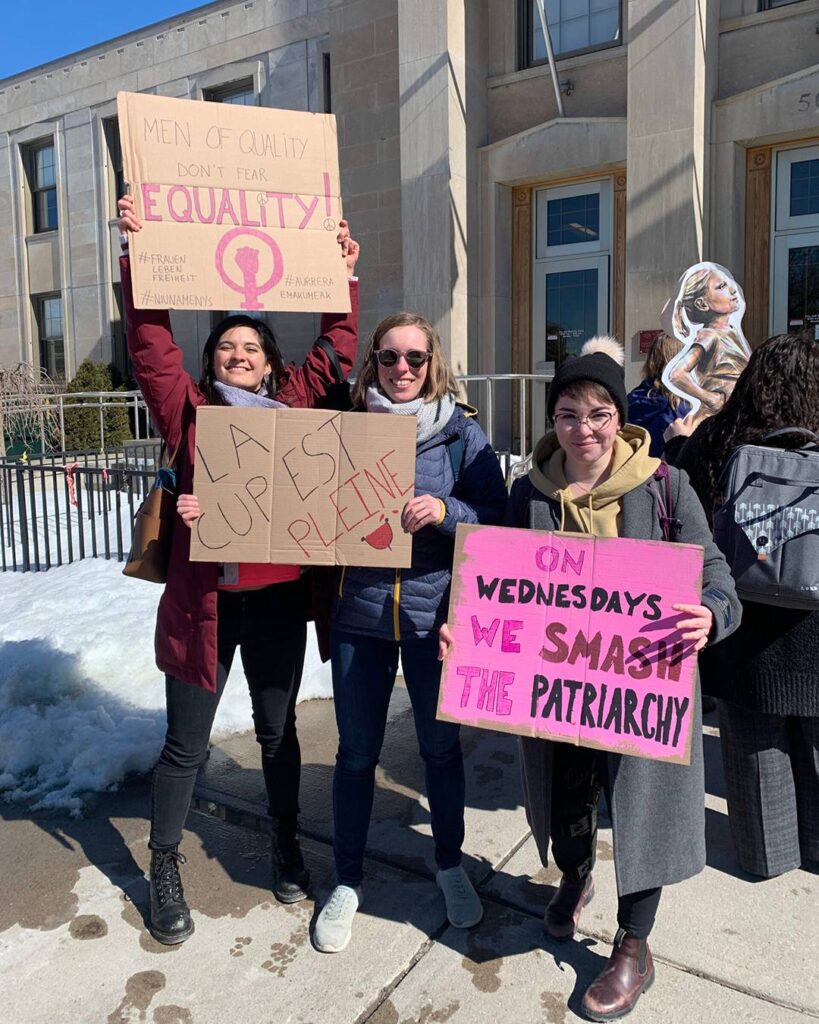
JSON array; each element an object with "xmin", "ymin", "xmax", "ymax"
[
  {"xmin": 189, "ymin": 408, "xmax": 416, "ymax": 567},
  {"xmin": 437, "ymin": 524, "xmax": 705, "ymax": 764},
  {"xmin": 117, "ymin": 91, "xmax": 350, "ymax": 314}
]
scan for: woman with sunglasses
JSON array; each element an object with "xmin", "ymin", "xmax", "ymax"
[{"xmin": 312, "ymin": 313, "xmax": 508, "ymax": 953}]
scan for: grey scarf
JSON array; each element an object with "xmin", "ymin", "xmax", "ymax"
[
  {"xmin": 365, "ymin": 387, "xmax": 456, "ymax": 444},
  {"xmin": 213, "ymin": 380, "xmax": 287, "ymax": 409}
]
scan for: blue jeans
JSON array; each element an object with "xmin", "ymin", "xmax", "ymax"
[{"xmin": 330, "ymin": 629, "xmax": 465, "ymax": 887}]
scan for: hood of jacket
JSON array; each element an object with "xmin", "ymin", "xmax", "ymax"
[
  {"xmin": 627, "ymin": 379, "xmax": 691, "ymax": 426},
  {"xmin": 527, "ymin": 424, "xmax": 659, "ymax": 535}
]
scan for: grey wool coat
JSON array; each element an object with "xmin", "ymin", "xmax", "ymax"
[{"xmin": 507, "ymin": 463, "xmax": 742, "ymax": 896}]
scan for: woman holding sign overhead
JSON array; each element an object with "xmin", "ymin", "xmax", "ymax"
[
  {"xmin": 467, "ymin": 337, "xmax": 740, "ymax": 1021},
  {"xmin": 311, "ymin": 313, "xmax": 508, "ymax": 954},
  {"xmin": 117, "ymin": 194, "xmax": 359, "ymax": 945}
]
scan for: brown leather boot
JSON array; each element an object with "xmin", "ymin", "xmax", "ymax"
[
  {"xmin": 581, "ymin": 928, "xmax": 654, "ymax": 1021},
  {"xmin": 544, "ymin": 874, "xmax": 595, "ymax": 941}
]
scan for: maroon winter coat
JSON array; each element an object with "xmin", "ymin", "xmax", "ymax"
[{"xmin": 121, "ymin": 254, "xmax": 359, "ymax": 691}]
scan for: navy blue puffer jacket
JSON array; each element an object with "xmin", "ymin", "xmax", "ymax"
[{"xmin": 331, "ymin": 406, "xmax": 508, "ymax": 639}]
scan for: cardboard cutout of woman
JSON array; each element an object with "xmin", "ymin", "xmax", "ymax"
[{"xmin": 660, "ymin": 262, "xmax": 751, "ymax": 428}]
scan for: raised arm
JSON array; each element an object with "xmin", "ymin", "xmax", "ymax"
[{"xmin": 118, "ymin": 196, "xmax": 201, "ymax": 450}]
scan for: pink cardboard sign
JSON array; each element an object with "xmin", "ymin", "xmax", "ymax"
[{"xmin": 438, "ymin": 525, "xmax": 705, "ymax": 765}]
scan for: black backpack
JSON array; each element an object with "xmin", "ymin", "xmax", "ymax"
[
  {"xmin": 313, "ymin": 335, "xmax": 353, "ymax": 411},
  {"xmin": 713, "ymin": 428, "xmax": 819, "ymax": 609}
]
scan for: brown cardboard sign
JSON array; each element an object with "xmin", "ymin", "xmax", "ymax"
[
  {"xmin": 190, "ymin": 408, "xmax": 416, "ymax": 567},
  {"xmin": 117, "ymin": 91, "xmax": 350, "ymax": 314}
]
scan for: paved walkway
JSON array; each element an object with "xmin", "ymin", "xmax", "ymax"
[{"xmin": 2, "ymin": 688, "xmax": 817, "ymax": 1024}]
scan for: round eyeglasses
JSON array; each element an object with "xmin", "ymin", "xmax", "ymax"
[
  {"xmin": 374, "ymin": 348, "xmax": 431, "ymax": 369},
  {"xmin": 553, "ymin": 410, "xmax": 615, "ymax": 431}
]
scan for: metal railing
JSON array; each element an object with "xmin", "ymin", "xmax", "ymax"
[
  {"xmin": 0, "ymin": 459, "xmax": 155, "ymax": 573},
  {"xmin": 3, "ymin": 374, "xmax": 554, "ymax": 456},
  {"xmin": 0, "ymin": 374, "xmax": 555, "ymax": 573},
  {"xmin": 457, "ymin": 373, "xmax": 553, "ymax": 455},
  {"xmin": 2, "ymin": 390, "xmax": 150, "ymax": 454}
]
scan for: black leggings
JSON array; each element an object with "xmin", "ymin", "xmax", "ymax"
[
  {"xmin": 150, "ymin": 579, "xmax": 307, "ymax": 850},
  {"xmin": 550, "ymin": 743, "xmax": 662, "ymax": 940}
]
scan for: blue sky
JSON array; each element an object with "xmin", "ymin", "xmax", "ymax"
[{"xmin": 1, "ymin": 1, "xmax": 210, "ymax": 80}]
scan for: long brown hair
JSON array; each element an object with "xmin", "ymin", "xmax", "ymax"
[
  {"xmin": 686, "ymin": 333, "xmax": 819, "ymax": 512},
  {"xmin": 351, "ymin": 312, "xmax": 461, "ymax": 408},
  {"xmin": 641, "ymin": 332, "xmax": 685, "ymax": 410}
]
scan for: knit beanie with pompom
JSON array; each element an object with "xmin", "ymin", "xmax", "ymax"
[{"xmin": 546, "ymin": 336, "xmax": 627, "ymax": 425}]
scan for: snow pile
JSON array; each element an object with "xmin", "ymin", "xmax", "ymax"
[
  {"xmin": 0, "ymin": 559, "xmax": 332, "ymax": 813},
  {"xmin": 0, "ymin": 639, "xmax": 164, "ymax": 814}
]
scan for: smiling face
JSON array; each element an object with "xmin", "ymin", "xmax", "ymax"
[
  {"xmin": 211, "ymin": 325, "xmax": 271, "ymax": 392},
  {"xmin": 553, "ymin": 387, "xmax": 620, "ymax": 480},
  {"xmin": 697, "ymin": 272, "xmax": 739, "ymax": 317},
  {"xmin": 375, "ymin": 325, "xmax": 431, "ymax": 403}
]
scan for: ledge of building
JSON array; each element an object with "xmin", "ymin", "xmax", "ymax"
[
  {"xmin": 720, "ymin": 0, "xmax": 819, "ymax": 36},
  {"xmin": 479, "ymin": 116, "xmax": 627, "ymax": 190},
  {"xmin": 487, "ymin": 45, "xmax": 627, "ymax": 92}
]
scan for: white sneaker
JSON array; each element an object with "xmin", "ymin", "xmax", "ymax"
[
  {"xmin": 436, "ymin": 865, "xmax": 483, "ymax": 928},
  {"xmin": 313, "ymin": 884, "xmax": 362, "ymax": 953}
]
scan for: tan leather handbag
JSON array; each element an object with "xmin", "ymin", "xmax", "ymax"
[{"xmin": 122, "ymin": 445, "xmax": 180, "ymax": 584}]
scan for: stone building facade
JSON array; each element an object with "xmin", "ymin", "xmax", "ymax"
[{"xmin": 1, "ymin": 0, "xmax": 817, "ymax": 448}]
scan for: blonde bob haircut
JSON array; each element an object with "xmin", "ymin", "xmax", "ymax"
[{"xmin": 351, "ymin": 311, "xmax": 461, "ymax": 408}]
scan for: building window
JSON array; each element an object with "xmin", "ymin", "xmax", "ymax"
[
  {"xmin": 531, "ymin": 179, "xmax": 613, "ymax": 432},
  {"xmin": 759, "ymin": 1, "xmax": 804, "ymax": 10},
  {"xmin": 28, "ymin": 142, "xmax": 58, "ymax": 233},
  {"xmin": 37, "ymin": 295, "xmax": 65, "ymax": 379},
  {"xmin": 771, "ymin": 145, "xmax": 819, "ymax": 338},
  {"xmin": 546, "ymin": 192, "xmax": 600, "ymax": 246},
  {"xmin": 205, "ymin": 80, "xmax": 256, "ymax": 105},
  {"xmin": 521, "ymin": 0, "xmax": 621, "ymax": 66},
  {"xmin": 789, "ymin": 158, "xmax": 819, "ymax": 218},
  {"xmin": 103, "ymin": 118, "xmax": 126, "ymax": 217}
]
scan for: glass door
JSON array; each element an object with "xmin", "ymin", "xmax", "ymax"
[
  {"xmin": 771, "ymin": 146, "xmax": 819, "ymax": 338},
  {"xmin": 531, "ymin": 180, "xmax": 613, "ymax": 435},
  {"xmin": 772, "ymin": 231, "xmax": 819, "ymax": 339}
]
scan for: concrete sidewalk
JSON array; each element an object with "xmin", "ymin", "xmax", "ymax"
[{"xmin": 2, "ymin": 689, "xmax": 817, "ymax": 1024}]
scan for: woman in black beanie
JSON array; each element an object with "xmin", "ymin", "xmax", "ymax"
[{"xmin": 504, "ymin": 337, "xmax": 740, "ymax": 1020}]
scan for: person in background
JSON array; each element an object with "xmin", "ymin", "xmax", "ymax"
[
  {"xmin": 312, "ymin": 312, "xmax": 508, "ymax": 954},
  {"xmin": 627, "ymin": 332, "xmax": 692, "ymax": 457},
  {"xmin": 670, "ymin": 332, "xmax": 819, "ymax": 879},
  {"xmin": 118, "ymin": 194, "xmax": 359, "ymax": 945}
]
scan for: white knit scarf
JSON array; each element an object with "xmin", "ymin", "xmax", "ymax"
[
  {"xmin": 213, "ymin": 380, "xmax": 287, "ymax": 409},
  {"xmin": 365, "ymin": 387, "xmax": 456, "ymax": 444}
]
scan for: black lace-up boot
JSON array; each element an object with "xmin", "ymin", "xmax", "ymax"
[
  {"xmin": 271, "ymin": 824, "xmax": 309, "ymax": 904},
  {"xmin": 149, "ymin": 847, "xmax": 194, "ymax": 944}
]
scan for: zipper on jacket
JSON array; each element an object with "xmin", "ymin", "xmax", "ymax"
[{"xmin": 393, "ymin": 569, "xmax": 401, "ymax": 641}]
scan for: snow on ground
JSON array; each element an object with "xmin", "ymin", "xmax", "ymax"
[{"xmin": 0, "ymin": 558, "xmax": 332, "ymax": 814}]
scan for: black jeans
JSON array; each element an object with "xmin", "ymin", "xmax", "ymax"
[
  {"xmin": 150, "ymin": 579, "xmax": 307, "ymax": 850},
  {"xmin": 550, "ymin": 743, "xmax": 662, "ymax": 940}
]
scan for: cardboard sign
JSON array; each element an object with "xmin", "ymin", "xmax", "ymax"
[
  {"xmin": 117, "ymin": 91, "xmax": 350, "ymax": 314},
  {"xmin": 190, "ymin": 408, "xmax": 416, "ymax": 567},
  {"xmin": 438, "ymin": 525, "xmax": 705, "ymax": 764},
  {"xmin": 660, "ymin": 261, "xmax": 750, "ymax": 428}
]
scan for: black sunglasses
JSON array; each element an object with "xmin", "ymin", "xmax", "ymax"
[{"xmin": 374, "ymin": 348, "xmax": 431, "ymax": 369}]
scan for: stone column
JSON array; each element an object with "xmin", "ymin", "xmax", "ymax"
[
  {"xmin": 329, "ymin": 0, "xmax": 403, "ymax": 343},
  {"xmin": 624, "ymin": 0, "xmax": 719, "ymax": 385},
  {"xmin": 397, "ymin": 1, "xmax": 487, "ymax": 375}
]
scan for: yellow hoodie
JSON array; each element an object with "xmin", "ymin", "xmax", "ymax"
[{"xmin": 527, "ymin": 425, "xmax": 659, "ymax": 538}]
